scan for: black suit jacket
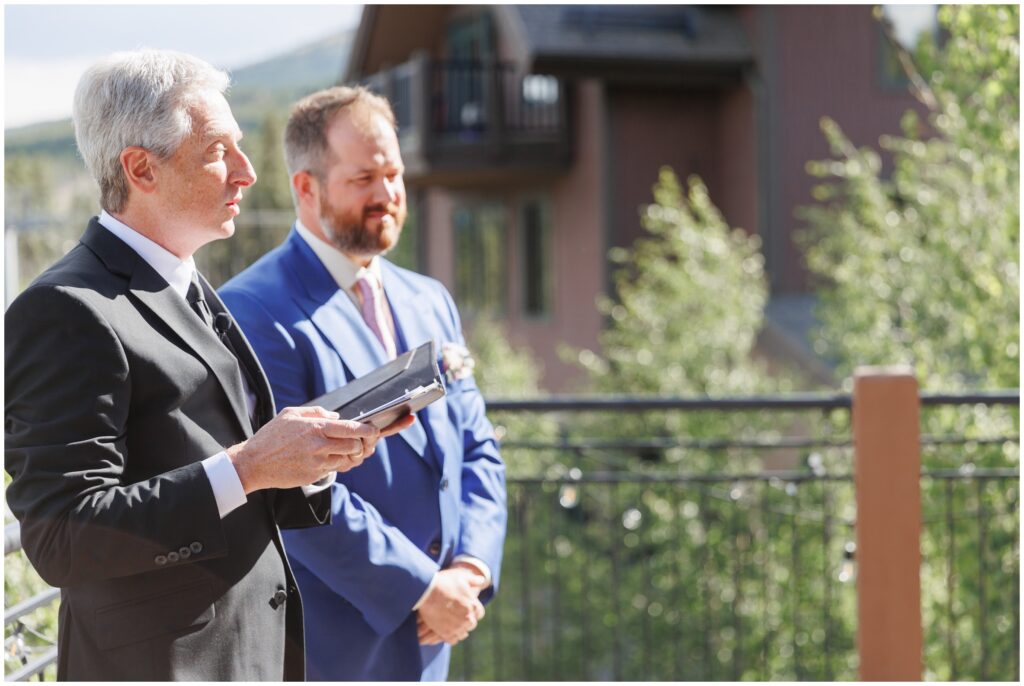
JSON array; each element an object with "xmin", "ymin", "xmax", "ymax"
[{"xmin": 4, "ymin": 219, "xmax": 329, "ymax": 681}]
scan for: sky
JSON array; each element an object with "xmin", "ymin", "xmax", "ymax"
[{"xmin": 3, "ymin": 2, "xmax": 364, "ymax": 128}]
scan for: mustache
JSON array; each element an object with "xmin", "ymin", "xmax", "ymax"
[{"xmin": 364, "ymin": 203, "xmax": 399, "ymax": 216}]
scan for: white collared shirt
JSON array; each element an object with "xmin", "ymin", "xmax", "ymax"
[
  {"xmin": 97, "ymin": 212, "xmax": 249, "ymax": 518},
  {"xmin": 99, "ymin": 211, "xmax": 196, "ymax": 297}
]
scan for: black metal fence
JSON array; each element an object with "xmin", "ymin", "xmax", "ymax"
[
  {"xmin": 446, "ymin": 392, "xmax": 1019, "ymax": 681},
  {"xmin": 4, "ymin": 391, "xmax": 1019, "ymax": 681}
]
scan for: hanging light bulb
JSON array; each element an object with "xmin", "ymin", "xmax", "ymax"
[{"xmin": 838, "ymin": 541, "xmax": 856, "ymax": 583}]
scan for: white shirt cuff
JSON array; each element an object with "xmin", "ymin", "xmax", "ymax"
[
  {"xmin": 453, "ymin": 555, "xmax": 492, "ymax": 587},
  {"xmin": 301, "ymin": 471, "xmax": 337, "ymax": 496},
  {"xmin": 201, "ymin": 451, "xmax": 247, "ymax": 518},
  {"xmin": 412, "ymin": 572, "xmax": 439, "ymax": 611}
]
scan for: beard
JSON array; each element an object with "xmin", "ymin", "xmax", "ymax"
[{"xmin": 319, "ymin": 193, "xmax": 405, "ymax": 257}]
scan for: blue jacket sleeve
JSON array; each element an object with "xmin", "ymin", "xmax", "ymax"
[
  {"xmin": 220, "ymin": 286, "xmax": 439, "ymax": 636},
  {"xmin": 439, "ymin": 288, "xmax": 508, "ymax": 604}
]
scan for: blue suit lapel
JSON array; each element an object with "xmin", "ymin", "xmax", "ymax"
[
  {"xmin": 382, "ymin": 261, "xmax": 452, "ymax": 469},
  {"xmin": 284, "ymin": 231, "xmax": 430, "ymax": 457}
]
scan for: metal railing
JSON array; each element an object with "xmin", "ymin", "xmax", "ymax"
[
  {"xmin": 4, "ymin": 390, "xmax": 1018, "ymax": 680},
  {"xmin": 4, "ymin": 529, "xmax": 59, "ymax": 680},
  {"xmin": 446, "ymin": 389, "xmax": 1018, "ymax": 680},
  {"xmin": 363, "ymin": 56, "xmax": 566, "ymax": 152}
]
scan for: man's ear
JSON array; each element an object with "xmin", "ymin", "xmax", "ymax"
[
  {"xmin": 120, "ymin": 147, "xmax": 158, "ymax": 195},
  {"xmin": 292, "ymin": 170, "xmax": 318, "ymax": 208}
]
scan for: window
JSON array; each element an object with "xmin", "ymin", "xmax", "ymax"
[
  {"xmin": 877, "ymin": 5, "xmax": 939, "ymax": 90},
  {"xmin": 520, "ymin": 198, "xmax": 551, "ymax": 318},
  {"xmin": 453, "ymin": 202, "xmax": 507, "ymax": 318}
]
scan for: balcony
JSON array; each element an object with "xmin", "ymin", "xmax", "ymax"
[{"xmin": 364, "ymin": 55, "xmax": 571, "ymax": 186}]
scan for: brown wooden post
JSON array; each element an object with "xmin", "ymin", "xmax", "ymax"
[{"xmin": 853, "ymin": 366, "xmax": 923, "ymax": 680}]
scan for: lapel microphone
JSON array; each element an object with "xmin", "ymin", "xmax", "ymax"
[{"xmin": 214, "ymin": 313, "xmax": 233, "ymax": 337}]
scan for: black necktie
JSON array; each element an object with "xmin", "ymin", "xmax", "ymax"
[
  {"xmin": 188, "ymin": 271, "xmax": 262, "ymax": 429},
  {"xmin": 187, "ymin": 272, "xmax": 215, "ymax": 330}
]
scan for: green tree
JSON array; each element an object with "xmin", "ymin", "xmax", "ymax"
[
  {"xmin": 801, "ymin": 5, "xmax": 1019, "ymax": 391},
  {"xmin": 4, "ymin": 155, "xmax": 52, "ymax": 223},
  {"xmin": 580, "ymin": 168, "xmax": 774, "ymax": 397},
  {"xmin": 450, "ymin": 170, "xmax": 858, "ymax": 681},
  {"xmin": 800, "ymin": 6, "xmax": 1019, "ymax": 679},
  {"xmin": 246, "ymin": 113, "xmax": 293, "ymax": 212}
]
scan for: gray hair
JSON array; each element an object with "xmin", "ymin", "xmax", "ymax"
[
  {"xmin": 283, "ymin": 86, "xmax": 396, "ymax": 204},
  {"xmin": 72, "ymin": 49, "xmax": 230, "ymax": 213}
]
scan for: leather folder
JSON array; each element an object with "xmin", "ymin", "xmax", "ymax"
[{"xmin": 304, "ymin": 341, "xmax": 446, "ymax": 429}]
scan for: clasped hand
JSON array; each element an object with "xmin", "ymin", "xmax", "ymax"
[{"xmin": 416, "ymin": 563, "xmax": 487, "ymax": 646}]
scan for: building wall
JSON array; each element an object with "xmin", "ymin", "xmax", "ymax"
[
  {"xmin": 606, "ymin": 84, "xmax": 759, "ymax": 251},
  {"xmin": 607, "ymin": 88, "xmax": 722, "ymax": 250},
  {"xmin": 417, "ymin": 79, "xmax": 607, "ymax": 391},
  {"xmin": 540, "ymin": 79, "xmax": 607, "ymax": 390},
  {"xmin": 716, "ymin": 85, "xmax": 759, "ymax": 237},
  {"xmin": 769, "ymin": 4, "xmax": 923, "ymax": 292},
  {"xmin": 378, "ymin": 4, "xmax": 925, "ymax": 390}
]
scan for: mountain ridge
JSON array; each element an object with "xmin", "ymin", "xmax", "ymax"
[{"xmin": 5, "ymin": 29, "xmax": 355, "ymax": 159}]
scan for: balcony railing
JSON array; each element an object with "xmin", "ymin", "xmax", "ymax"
[
  {"xmin": 363, "ymin": 55, "xmax": 570, "ymax": 181},
  {"xmin": 4, "ymin": 380, "xmax": 1019, "ymax": 680}
]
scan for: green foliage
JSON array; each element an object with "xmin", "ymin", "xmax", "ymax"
[
  {"xmin": 4, "ymin": 471, "xmax": 58, "ymax": 680},
  {"xmin": 4, "ymin": 155, "xmax": 53, "ymax": 222},
  {"xmin": 464, "ymin": 315, "xmax": 560, "ymax": 477},
  {"xmin": 245, "ymin": 114, "xmax": 293, "ymax": 212},
  {"xmin": 580, "ymin": 168, "xmax": 773, "ymax": 397},
  {"xmin": 3, "ymin": 551, "xmax": 58, "ymax": 680},
  {"xmin": 800, "ymin": 5, "xmax": 1019, "ymax": 391},
  {"xmin": 800, "ymin": 6, "xmax": 1020, "ymax": 679},
  {"xmin": 450, "ymin": 168, "xmax": 862, "ymax": 680}
]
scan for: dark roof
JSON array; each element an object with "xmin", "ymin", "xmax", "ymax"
[
  {"xmin": 505, "ymin": 5, "xmax": 753, "ymax": 76},
  {"xmin": 347, "ymin": 5, "xmax": 754, "ymax": 83}
]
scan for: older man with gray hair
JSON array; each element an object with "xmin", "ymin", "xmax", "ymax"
[{"xmin": 4, "ymin": 49, "xmax": 412, "ymax": 681}]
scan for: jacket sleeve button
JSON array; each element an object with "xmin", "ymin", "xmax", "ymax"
[
  {"xmin": 189, "ymin": 541, "xmax": 203, "ymax": 554},
  {"xmin": 178, "ymin": 547, "xmax": 191, "ymax": 559},
  {"xmin": 155, "ymin": 555, "xmax": 168, "ymax": 566},
  {"xmin": 167, "ymin": 551, "xmax": 180, "ymax": 563}
]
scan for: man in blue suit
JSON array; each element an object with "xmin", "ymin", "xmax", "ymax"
[{"xmin": 219, "ymin": 86, "xmax": 507, "ymax": 681}]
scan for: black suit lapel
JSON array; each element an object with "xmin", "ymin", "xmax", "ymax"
[
  {"xmin": 79, "ymin": 219, "xmax": 254, "ymax": 438},
  {"xmin": 202, "ymin": 276, "xmax": 277, "ymax": 427}
]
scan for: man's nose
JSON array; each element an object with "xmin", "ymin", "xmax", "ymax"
[
  {"xmin": 231, "ymin": 150, "xmax": 258, "ymax": 188},
  {"xmin": 372, "ymin": 177, "xmax": 399, "ymax": 205}
]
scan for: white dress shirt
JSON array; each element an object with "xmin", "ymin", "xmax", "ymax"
[
  {"xmin": 97, "ymin": 212, "xmax": 333, "ymax": 519},
  {"xmin": 294, "ymin": 221, "xmax": 493, "ymax": 604}
]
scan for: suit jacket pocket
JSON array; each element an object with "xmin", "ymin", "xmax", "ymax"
[{"xmin": 92, "ymin": 579, "xmax": 215, "ymax": 651}]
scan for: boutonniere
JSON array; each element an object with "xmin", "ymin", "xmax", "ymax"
[{"xmin": 439, "ymin": 342, "xmax": 476, "ymax": 383}]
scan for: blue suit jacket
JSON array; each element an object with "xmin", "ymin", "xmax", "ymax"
[{"xmin": 220, "ymin": 229, "xmax": 506, "ymax": 680}]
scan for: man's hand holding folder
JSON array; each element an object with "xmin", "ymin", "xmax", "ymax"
[{"xmin": 304, "ymin": 341, "xmax": 447, "ymax": 430}]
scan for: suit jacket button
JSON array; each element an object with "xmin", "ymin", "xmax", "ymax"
[
  {"xmin": 167, "ymin": 551, "xmax": 180, "ymax": 563},
  {"xmin": 189, "ymin": 541, "xmax": 203, "ymax": 554},
  {"xmin": 272, "ymin": 589, "xmax": 288, "ymax": 608},
  {"xmin": 439, "ymin": 477, "xmax": 449, "ymax": 491},
  {"xmin": 428, "ymin": 541, "xmax": 441, "ymax": 557},
  {"xmin": 178, "ymin": 547, "xmax": 191, "ymax": 559},
  {"xmin": 154, "ymin": 555, "xmax": 168, "ymax": 566}
]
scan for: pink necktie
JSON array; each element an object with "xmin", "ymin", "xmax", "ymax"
[{"xmin": 355, "ymin": 274, "xmax": 397, "ymax": 359}]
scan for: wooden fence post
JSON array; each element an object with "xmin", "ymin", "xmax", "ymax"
[{"xmin": 853, "ymin": 366, "xmax": 923, "ymax": 680}]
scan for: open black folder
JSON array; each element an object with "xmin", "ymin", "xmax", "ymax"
[{"xmin": 303, "ymin": 341, "xmax": 446, "ymax": 429}]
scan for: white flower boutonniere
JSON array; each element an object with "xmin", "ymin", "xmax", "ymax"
[{"xmin": 440, "ymin": 342, "xmax": 476, "ymax": 383}]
